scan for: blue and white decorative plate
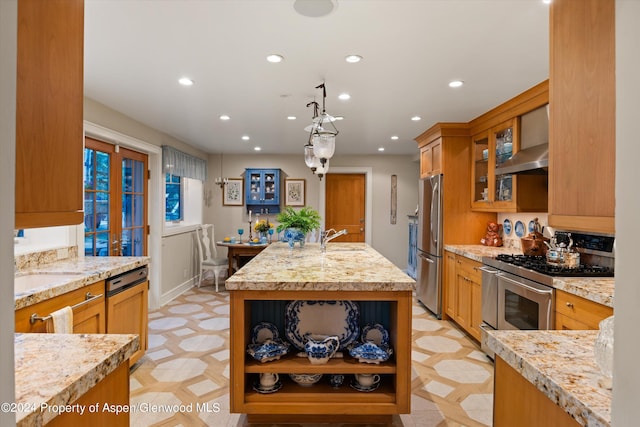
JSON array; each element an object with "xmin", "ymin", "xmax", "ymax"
[
  {"xmin": 503, "ymin": 219, "xmax": 512, "ymax": 236},
  {"xmin": 361, "ymin": 324, "xmax": 390, "ymax": 348},
  {"xmin": 251, "ymin": 321, "xmax": 280, "ymax": 344},
  {"xmin": 349, "ymin": 341, "xmax": 392, "ymax": 364},
  {"xmin": 246, "ymin": 340, "xmax": 290, "ymax": 363},
  {"xmin": 528, "ymin": 220, "xmax": 536, "ymax": 233},
  {"xmin": 285, "ymin": 300, "xmax": 360, "ymax": 351},
  {"xmin": 514, "ymin": 220, "xmax": 526, "ymax": 238}
]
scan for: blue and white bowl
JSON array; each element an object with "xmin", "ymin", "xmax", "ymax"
[
  {"xmin": 349, "ymin": 341, "xmax": 392, "ymax": 364},
  {"xmin": 247, "ymin": 339, "xmax": 290, "ymax": 363}
]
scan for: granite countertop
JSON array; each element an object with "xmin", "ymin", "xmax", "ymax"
[
  {"xmin": 15, "ymin": 333, "xmax": 139, "ymax": 427},
  {"xmin": 225, "ymin": 242, "xmax": 415, "ymax": 292},
  {"xmin": 485, "ymin": 330, "xmax": 611, "ymax": 427},
  {"xmin": 15, "ymin": 256, "xmax": 150, "ymax": 310},
  {"xmin": 444, "ymin": 244, "xmax": 614, "ymax": 307}
]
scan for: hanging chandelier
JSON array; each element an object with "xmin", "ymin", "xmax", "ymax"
[{"xmin": 303, "ymin": 83, "xmax": 338, "ymax": 180}]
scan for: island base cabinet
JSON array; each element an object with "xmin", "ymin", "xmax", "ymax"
[
  {"xmin": 46, "ymin": 361, "xmax": 130, "ymax": 427},
  {"xmin": 229, "ymin": 290, "xmax": 412, "ymax": 420},
  {"xmin": 494, "ymin": 356, "xmax": 579, "ymax": 427}
]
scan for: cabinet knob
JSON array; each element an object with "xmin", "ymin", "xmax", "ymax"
[{"xmin": 566, "ymin": 302, "xmax": 574, "ymax": 308}]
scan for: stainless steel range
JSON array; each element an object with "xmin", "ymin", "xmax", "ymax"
[{"xmin": 479, "ymin": 232, "xmax": 615, "ymax": 357}]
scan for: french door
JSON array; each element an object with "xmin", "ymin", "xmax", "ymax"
[{"xmin": 83, "ymin": 137, "xmax": 148, "ymax": 256}]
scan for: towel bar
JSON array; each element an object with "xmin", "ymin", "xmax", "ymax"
[{"xmin": 29, "ymin": 292, "xmax": 103, "ymax": 325}]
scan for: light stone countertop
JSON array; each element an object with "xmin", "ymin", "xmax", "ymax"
[
  {"xmin": 444, "ymin": 244, "xmax": 614, "ymax": 307},
  {"xmin": 225, "ymin": 242, "xmax": 415, "ymax": 292},
  {"xmin": 14, "ymin": 256, "xmax": 150, "ymax": 310},
  {"xmin": 15, "ymin": 333, "xmax": 139, "ymax": 427},
  {"xmin": 484, "ymin": 329, "xmax": 610, "ymax": 427}
]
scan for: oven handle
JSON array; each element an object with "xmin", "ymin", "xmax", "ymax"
[
  {"xmin": 496, "ymin": 272, "xmax": 553, "ymax": 295},
  {"xmin": 479, "ymin": 266, "xmax": 498, "ymax": 274}
]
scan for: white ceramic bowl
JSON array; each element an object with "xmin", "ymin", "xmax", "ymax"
[{"xmin": 289, "ymin": 373, "xmax": 322, "ymax": 387}]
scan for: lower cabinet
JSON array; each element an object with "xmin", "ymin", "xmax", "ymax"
[
  {"xmin": 106, "ymin": 281, "xmax": 148, "ymax": 365},
  {"xmin": 15, "ymin": 281, "xmax": 105, "ymax": 333},
  {"xmin": 230, "ymin": 290, "xmax": 412, "ymax": 423},
  {"xmin": 555, "ymin": 290, "xmax": 613, "ymax": 330},
  {"xmin": 444, "ymin": 251, "xmax": 482, "ymax": 341}
]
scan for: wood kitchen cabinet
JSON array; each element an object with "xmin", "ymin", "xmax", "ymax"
[
  {"xmin": 415, "ymin": 124, "xmax": 496, "ymax": 246},
  {"xmin": 548, "ymin": 0, "xmax": 615, "ymax": 234},
  {"xmin": 444, "ymin": 251, "xmax": 482, "ymax": 341},
  {"xmin": 15, "ymin": 0, "xmax": 85, "ymax": 229},
  {"xmin": 15, "ymin": 281, "xmax": 105, "ymax": 334},
  {"xmin": 419, "ymin": 138, "xmax": 441, "ymax": 178},
  {"xmin": 555, "ymin": 290, "xmax": 613, "ymax": 331},
  {"xmin": 106, "ymin": 281, "xmax": 149, "ymax": 365}
]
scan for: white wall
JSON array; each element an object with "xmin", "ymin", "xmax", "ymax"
[
  {"xmin": 612, "ymin": 1, "xmax": 639, "ymax": 424},
  {"xmin": 0, "ymin": 0, "xmax": 16, "ymax": 423},
  {"xmin": 206, "ymin": 153, "xmax": 420, "ymax": 269}
]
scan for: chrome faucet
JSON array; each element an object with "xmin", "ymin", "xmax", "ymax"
[{"xmin": 320, "ymin": 228, "xmax": 348, "ymax": 252}]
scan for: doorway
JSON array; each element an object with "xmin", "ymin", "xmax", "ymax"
[
  {"xmin": 84, "ymin": 137, "xmax": 148, "ymax": 256},
  {"xmin": 323, "ymin": 171, "xmax": 369, "ymax": 243}
]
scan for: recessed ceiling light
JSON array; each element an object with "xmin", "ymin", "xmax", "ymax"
[
  {"xmin": 242, "ymin": 135, "xmax": 250, "ymax": 141},
  {"xmin": 333, "ymin": 116, "xmax": 344, "ymax": 121},
  {"xmin": 266, "ymin": 54, "xmax": 284, "ymax": 63},
  {"xmin": 411, "ymin": 116, "xmax": 422, "ymax": 121},
  {"xmin": 542, "ymin": 0, "xmax": 552, "ymax": 4},
  {"xmin": 378, "ymin": 147, "xmax": 385, "ymax": 152},
  {"xmin": 254, "ymin": 146, "xmax": 262, "ymax": 151},
  {"xmin": 391, "ymin": 135, "xmax": 399, "ymax": 140},
  {"xmin": 178, "ymin": 77, "xmax": 194, "ymax": 86},
  {"xmin": 220, "ymin": 115, "xmax": 230, "ymax": 121},
  {"xmin": 293, "ymin": 0, "xmax": 336, "ymax": 17},
  {"xmin": 338, "ymin": 93, "xmax": 350, "ymax": 101},
  {"xmin": 287, "ymin": 116, "xmax": 297, "ymax": 120},
  {"xmin": 449, "ymin": 80, "xmax": 464, "ymax": 88},
  {"xmin": 345, "ymin": 55, "xmax": 362, "ymax": 63}
]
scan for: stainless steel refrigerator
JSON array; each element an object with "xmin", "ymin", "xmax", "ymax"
[{"xmin": 417, "ymin": 174, "xmax": 444, "ymax": 318}]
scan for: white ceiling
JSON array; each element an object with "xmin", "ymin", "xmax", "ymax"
[{"xmin": 84, "ymin": 0, "xmax": 549, "ymax": 156}]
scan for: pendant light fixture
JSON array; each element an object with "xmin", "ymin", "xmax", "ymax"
[{"xmin": 303, "ymin": 83, "xmax": 339, "ymax": 180}]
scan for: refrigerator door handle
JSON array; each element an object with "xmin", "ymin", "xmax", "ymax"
[
  {"xmin": 418, "ymin": 252, "xmax": 435, "ymax": 263},
  {"xmin": 430, "ymin": 179, "xmax": 440, "ymax": 248}
]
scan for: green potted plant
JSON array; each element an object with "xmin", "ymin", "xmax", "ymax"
[{"xmin": 275, "ymin": 207, "xmax": 321, "ymax": 248}]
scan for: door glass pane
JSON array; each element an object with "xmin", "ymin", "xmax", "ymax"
[
  {"xmin": 134, "ymin": 195, "xmax": 144, "ymax": 226},
  {"xmin": 96, "ymin": 232, "xmax": 109, "ymax": 256},
  {"xmin": 122, "ymin": 158, "xmax": 132, "ymax": 192},
  {"xmin": 121, "ymin": 229, "xmax": 131, "ymax": 256},
  {"xmin": 84, "ymin": 234, "xmax": 95, "ymax": 256},
  {"xmin": 84, "ymin": 193, "xmax": 96, "ymax": 232},
  {"xmin": 473, "ymin": 135, "xmax": 489, "ymax": 203},
  {"xmin": 97, "ymin": 191, "xmax": 110, "ymax": 231},
  {"xmin": 494, "ymin": 127, "xmax": 513, "ymax": 202},
  {"xmin": 123, "ymin": 194, "xmax": 133, "ymax": 227},
  {"xmin": 84, "ymin": 148, "xmax": 95, "ymax": 190},
  {"xmin": 134, "ymin": 160, "xmax": 145, "ymax": 192},
  {"xmin": 96, "ymin": 151, "xmax": 110, "ymax": 191},
  {"xmin": 133, "ymin": 228, "xmax": 144, "ymax": 256}
]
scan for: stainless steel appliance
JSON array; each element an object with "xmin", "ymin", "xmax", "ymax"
[
  {"xmin": 416, "ymin": 174, "xmax": 444, "ymax": 318},
  {"xmin": 480, "ymin": 232, "xmax": 615, "ymax": 357}
]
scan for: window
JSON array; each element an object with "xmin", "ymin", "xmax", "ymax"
[{"xmin": 165, "ymin": 173, "xmax": 183, "ymax": 221}]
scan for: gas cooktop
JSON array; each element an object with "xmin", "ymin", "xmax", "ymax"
[{"xmin": 482, "ymin": 254, "xmax": 614, "ymax": 286}]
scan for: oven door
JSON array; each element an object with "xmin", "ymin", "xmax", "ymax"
[{"xmin": 497, "ymin": 272, "xmax": 554, "ymax": 330}]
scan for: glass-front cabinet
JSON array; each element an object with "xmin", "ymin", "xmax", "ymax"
[
  {"xmin": 471, "ymin": 119, "xmax": 518, "ymax": 211},
  {"xmin": 245, "ymin": 168, "xmax": 281, "ymax": 214}
]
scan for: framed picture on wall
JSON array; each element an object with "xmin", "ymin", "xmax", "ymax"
[
  {"xmin": 223, "ymin": 178, "xmax": 244, "ymax": 206},
  {"xmin": 285, "ymin": 178, "xmax": 305, "ymax": 206}
]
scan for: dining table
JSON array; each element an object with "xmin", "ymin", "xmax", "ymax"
[{"xmin": 216, "ymin": 240, "xmax": 270, "ymax": 277}]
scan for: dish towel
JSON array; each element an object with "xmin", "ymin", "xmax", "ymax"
[{"xmin": 47, "ymin": 306, "xmax": 73, "ymax": 333}]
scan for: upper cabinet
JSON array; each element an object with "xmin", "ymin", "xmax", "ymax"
[
  {"xmin": 15, "ymin": 0, "xmax": 85, "ymax": 229},
  {"xmin": 245, "ymin": 168, "xmax": 281, "ymax": 214},
  {"xmin": 419, "ymin": 138, "xmax": 441, "ymax": 178},
  {"xmin": 548, "ymin": 0, "xmax": 615, "ymax": 234},
  {"xmin": 469, "ymin": 82, "xmax": 549, "ymax": 213}
]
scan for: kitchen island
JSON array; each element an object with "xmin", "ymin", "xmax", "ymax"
[{"xmin": 225, "ymin": 242, "xmax": 415, "ymax": 424}]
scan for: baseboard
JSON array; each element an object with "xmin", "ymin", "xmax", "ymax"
[{"xmin": 159, "ymin": 277, "xmax": 196, "ymax": 306}]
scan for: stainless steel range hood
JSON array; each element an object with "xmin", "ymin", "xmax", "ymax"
[
  {"xmin": 494, "ymin": 143, "xmax": 548, "ymax": 175},
  {"xmin": 495, "ymin": 104, "xmax": 549, "ymax": 175}
]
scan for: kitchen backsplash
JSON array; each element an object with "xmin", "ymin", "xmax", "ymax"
[
  {"xmin": 496, "ymin": 213, "xmax": 548, "ymax": 251},
  {"xmin": 14, "ymin": 246, "xmax": 78, "ymax": 272}
]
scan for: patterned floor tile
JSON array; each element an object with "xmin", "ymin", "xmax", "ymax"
[{"xmin": 130, "ymin": 286, "xmax": 494, "ymax": 426}]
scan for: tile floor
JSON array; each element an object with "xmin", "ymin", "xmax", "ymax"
[{"xmin": 130, "ymin": 284, "xmax": 494, "ymax": 426}]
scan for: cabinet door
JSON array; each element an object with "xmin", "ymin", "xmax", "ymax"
[
  {"xmin": 455, "ymin": 270, "xmax": 471, "ymax": 330},
  {"xmin": 490, "ymin": 119, "xmax": 517, "ymax": 210},
  {"xmin": 471, "ymin": 131, "xmax": 491, "ymax": 209},
  {"xmin": 73, "ymin": 298, "xmax": 106, "ymax": 333},
  {"xmin": 420, "ymin": 145, "xmax": 433, "ymax": 178},
  {"xmin": 430, "ymin": 140, "xmax": 442, "ymax": 175},
  {"xmin": 443, "ymin": 252, "xmax": 457, "ymax": 319},
  {"xmin": 15, "ymin": 0, "xmax": 84, "ymax": 229},
  {"xmin": 469, "ymin": 279, "xmax": 482, "ymax": 341},
  {"xmin": 106, "ymin": 282, "xmax": 148, "ymax": 365}
]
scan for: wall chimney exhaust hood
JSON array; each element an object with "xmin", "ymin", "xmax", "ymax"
[{"xmin": 495, "ymin": 104, "xmax": 549, "ymax": 175}]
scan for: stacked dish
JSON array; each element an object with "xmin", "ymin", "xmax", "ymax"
[
  {"xmin": 348, "ymin": 323, "xmax": 393, "ymax": 364},
  {"xmin": 246, "ymin": 321, "xmax": 290, "ymax": 363}
]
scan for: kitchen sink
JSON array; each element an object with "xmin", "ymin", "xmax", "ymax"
[{"xmin": 14, "ymin": 273, "xmax": 87, "ymax": 293}]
